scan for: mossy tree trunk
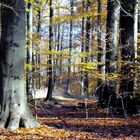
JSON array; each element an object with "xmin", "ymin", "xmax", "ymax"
[{"xmin": 0, "ymin": 0, "xmax": 39, "ymax": 129}]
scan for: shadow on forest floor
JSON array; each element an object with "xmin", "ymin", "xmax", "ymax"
[
  {"xmin": 0, "ymin": 97, "xmax": 137, "ymax": 139},
  {"xmin": 45, "ymin": 121, "xmax": 140, "ymax": 137},
  {"xmin": 30, "ymin": 97, "xmax": 140, "ymax": 138}
]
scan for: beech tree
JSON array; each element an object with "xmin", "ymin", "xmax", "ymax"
[
  {"xmin": 83, "ymin": 0, "xmax": 91, "ymax": 96},
  {"xmin": 46, "ymin": 0, "xmax": 54, "ymax": 101},
  {"xmin": 119, "ymin": 0, "xmax": 136, "ymax": 94},
  {"xmin": 106, "ymin": 0, "xmax": 120, "ymax": 74},
  {"xmin": 0, "ymin": 0, "xmax": 39, "ymax": 129},
  {"xmin": 97, "ymin": 0, "xmax": 105, "ymax": 85},
  {"xmin": 81, "ymin": 0, "xmax": 85, "ymax": 95},
  {"xmin": 26, "ymin": 2, "xmax": 33, "ymax": 99},
  {"xmin": 36, "ymin": 3, "xmax": 41, "ymax": 89},
  {"xmin": 66, "ymin": 0, "xmax": 74, "ymax": 94}
]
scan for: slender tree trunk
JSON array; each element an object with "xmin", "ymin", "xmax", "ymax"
[
  {"xmin": 52, "ymin": 25, "xmax": 57, "ymax": 94},
  {"xmin": 59, "ymin": 24, "xmax": 64, "ymax": 75},
  {"xmin": 81, "ymin": 0, "xmax": 85, "ymax": 96},
  {"xmin": 46, "ymin": 0, "xmax": 54, "ymax": 101},
  {"xmin": 0, "ymin": 0, "xmax": 39, "ymax": 129},
  {"xmin": 26, "ymin": 3, "xmax": 33, "ymax": 100},
  {"xmin": 57, "ymin": 24, "xmax": 60, "ymax": 52},
  {"xmin": 97, "ymin": 0, "xmax": 105, "ymax": 85},
  {"xmin": 55, "ymin": 23, "xmax": 60, "ymax": 83},
  {"xmin": 32, "ymin": 48, "xmax": 37, "ymax": 90},
  {"xmin": 84, "ymin": 0, "xmax": 91, "ymax": 96},
  {"xmin": 66, "ymin": 0, "xmax": 74, "ymax": 94},
  {"xmin": 36, "ymin": 6, "xmax": 41, "ymax": 89},
  {"xmin": 139, "ymin": 1, "xmax": 140, "ymax": 33},
  {"xmin": 133, "ymin": 0, "xmax": 139, "ymax": 96},
  {"xmin": 137, "ymin": 1, "xmax": 140, "ymax": 95}
]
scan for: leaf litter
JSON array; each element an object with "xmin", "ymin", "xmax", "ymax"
[{"xmin": 0, "ymin": 98, "xmax": 139, "ymax": 140}]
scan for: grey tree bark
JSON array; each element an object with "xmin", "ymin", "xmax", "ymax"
[
  {"xmin": 66, "ymin": 0, "xmax": 74, "ymax": 94},
  {"xmin": 105, "ymin": 0, "xmax": 120, "ymax": 89},
  {"xmin": 0, "ymin": 0, "xmax": 39, "ymax": 129},
  {"xmin": 133, "ymin": 0, "xmax": 139, "ymax": 96},
  {"xmin": 106, "ymin": 0, "xmax": 120, "ymax": 73},
  {"xmin": 59, "ymin": 24, "xmax": 64, "ymax": 74},
  {"xmin": 26, "ymin": 2, "xmax": 33, "ymax": 100},
  {"xmin": 36, "ymin": 5, "xmax": 41, "ymax": 89},
  {"xmin": 81, "ymin": 0, "xmax": 85, "ymax": 96}
]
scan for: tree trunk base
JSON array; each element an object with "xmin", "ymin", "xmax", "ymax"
[{"xmin": 0, "ymin": 91, "xmax": 39, "ymax": 129}]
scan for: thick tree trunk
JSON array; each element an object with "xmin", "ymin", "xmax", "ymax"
[
  {"xmin": 106, "ymin": 0, "xmax": 120, "ymax": 73},
  {"xmin": 105, "ymin": 0, "xmax": 120, "ymax": 91},
  {"xmin": 0, "ymin": 0, "xmax": 39, "ymax": 129},
  {"xmin": 94, "ymin": 0, "xmax": 120, "ymax": 108},
  {"xmin": 120, "ymin": 0, "xmax": 136, "ymax": 94}
]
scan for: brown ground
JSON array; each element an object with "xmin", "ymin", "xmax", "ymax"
[{"xmin": 0, "ymin": 98, "xmax": 139, "ymax": 140}]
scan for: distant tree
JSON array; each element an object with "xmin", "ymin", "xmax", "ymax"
[
  {"xmin": 52, "ymin": 8, "xmax": 61, "ymax": 95},
  {"xmin": 84, "ymin": 0, "xmax": 91, "ymax": 96},
  {"xmin": 26, "ymin": 2, "xmax": 33, "ymax": 100},
  {"xmin": 66, "ymin": 0, "xmax": 74, "ymax": 94},
  {"xmin": 46, "ymin": 0, "xmax": 54, "ymax": 101},
  {"xmin": 81, "ymin": 0, "xmax": 85, "ymax": 95},
  {"xmin": 138, "ymin": 1, "xmax": 140, "ymax": 93},
  {"xmin": 139, "ymin": 1, "xmax": 140, "ymax": 33},
  {"xmin": 0, "ymin": 0, "xmax": 39, "ymax": 129},
  {"xmin": 36, "ymin": 4, "xmax": 41, "ymax": 89},
  {"xmin": 97, "ymin": 0, "xmax": 105, "ymax": 85},
  {"xmin": 59, "ymin": 24, "xmax": 64, "ymax": 74}
]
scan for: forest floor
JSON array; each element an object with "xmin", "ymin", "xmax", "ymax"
[{"xmin": 0, "ymin": 97, "xmax": 140, "ymax": 140}]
